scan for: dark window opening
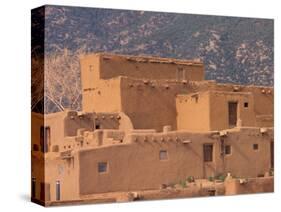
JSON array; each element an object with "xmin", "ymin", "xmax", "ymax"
[
  {"xmin": 33, "ymin": 144, "xmax": 39, "ymax": 151},
  {"xmin": 31, "ymin": 177, "xmax": 36, "ymax": 199},
  {"xmin": 40, "ymin": 126, "xmax": 44, "ymax": 152},
  {"xmin": 244, "ymin": 102, "xmax": 249, "ymax": 108},
  {"xmin": 95, "ymin": 124, "xmax": 100, "ymax": 129},
  {"xmin": 220, "ymin": 138, "xmax": 225, "ymax": 156},
  {"xmin": 204, "ymin": 144, "xmax": 213, "ymax": 162},
  {"xmin": 228, "ymin": 102, "xmax": 238, "ymax": 127},
  {"xmin": 253, "ymin": 144, "xmax": 259, "ymax": 150},
  {"xmin": 159, "ymin": 150, "xmax": 168, "ymax": 160},
  {"xmin": 225, "ymin": 145, "xmax": 231, "ymax": 155},
  {"xmin": 56, "ymin": 181, "xmax": 60, "ymax": 201},
  {"xmin": 98, "ymin": 162, "xmax": 108, "ymax": 173},
  {"xmin": 40, "ymin": 126, "xmax": 50, "ymax": 153},
  {"xmin": 270, "ymin": 141, "xmax": 274, "ymax": 168}
]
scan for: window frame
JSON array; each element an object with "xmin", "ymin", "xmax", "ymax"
[
  {"xmin": 98, "ymin": 162, "xmax": 108, "ymax": 173},
  {"xmin": 31, "ymin": 177, "xmax": 36, "ymax": 199},
  {"xmin": 224, "ymin": 145, "xmax": 232, "ymax": 155},
  {"xmin": 56, "ymin": 180, "xmax": 61, "ymax": 201},
  {"xmin": 253, "ymin": 143, "xmax": 259, "ymax": 151},
  {"xmin": 40, "ymin": 126, "xmax": 50, "ymax": 153},
  {"xmin": 203, "ymin": 143, "xmax": 213, "ymax": 162},
  {"xmin": 159, "ymin": 150, "xmax": 168, "ymax": 161}
]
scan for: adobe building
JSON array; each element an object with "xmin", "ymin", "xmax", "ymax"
[{"xmin": 31, "ymin": 53, "xmax": 274, "ymax": 206}]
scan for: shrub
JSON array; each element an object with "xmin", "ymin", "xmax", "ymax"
[
  {"xmin": 208, "ymin": 176, "xmax": 214, "ymax": 182},
  {"xmin": 179, "ymin": 180, "xmax": 187, "ymax": 188},
  {"xmin": 215, "ymin": 174, "xmax": 226, "ymax": 182},
  {"xmin": 186, "ymin": 176, "xmax": 195, "ymax": 183}
]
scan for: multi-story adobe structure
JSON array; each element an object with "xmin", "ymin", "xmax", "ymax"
[{"xmin": 31, "ymin": 53, "xmax": 274, "ymax": 206}]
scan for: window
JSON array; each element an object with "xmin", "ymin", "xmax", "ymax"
[
  {"xmin": 98, "ymin": 162, "xmax": 108, "ymax": 173},
  {"xmin": 40, "ymin": 126, "xmax": 50, "ymax": 153},
  {"xmin": 159, "ymin": 150, "xmax": 168, "ymax": 160},
  {"xmin": 225, "ymin": 145, "xmax": 231, "ymax": 155},
  {"xmin": 203, "ymin": 144, "xmax": 213, "ymax": 162},
  {"xmin": 31, "ymin": 177, "xmax": 36, "ymax": 199},
  {"xmin": 253, "ymin": 144, "xmax": 259, "ymax": 150},
  {"xmin": 228, "ymin": 102, "xmax": 238, "ymax": 127},
  {"xmin": 33, "ymin": 144, "xmax": 39, "ymax": 151},
  {"xmin": 56, "ymin": 181, "xmax": 60, "ymax": 201},
  {"xmin": 95, "ymin": 124, "xmax": 100, "ymax": 129},
  {"xmin": 270, "ymin": 141, "xmax": 274, "ymax": 168},
  {"xmin": 40, "ymin": 126, "xmax": 44, "ymax": 152},
  {"xmin": 244, "ymin": 102, "xmax": 249, "ymax": 108}
]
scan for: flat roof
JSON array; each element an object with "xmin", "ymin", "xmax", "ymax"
[{"xmin": 86, "ymin": 52, "xmax": 204, "ymax": 66}]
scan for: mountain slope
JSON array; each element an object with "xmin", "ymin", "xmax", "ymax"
[{"xmin": 32, "ymin": 5, "xmax": 274, "ymax": 113}]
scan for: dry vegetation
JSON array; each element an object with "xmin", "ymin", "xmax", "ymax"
[{"xmin": 32, "ymin": 50, "xmax": 83, "ymax": 113}]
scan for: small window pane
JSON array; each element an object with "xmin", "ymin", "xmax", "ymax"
[
  {"xmin": 225, "ymin": 145, "xmax": 231, "ymax": 155},
  {"xmin": 159, "ymin": 150, "xmax": 168, "ymax": 160},
  {"xmin": 98, "ymin": 162, "xmax": 108, "ymax": 173},
  {"xmin": 253, "ymin": 144, "xmax": 259, "ymax": 150},
  {"xmin": 31, "ymin": 177, "xmax": 36, "ymax": 198}
]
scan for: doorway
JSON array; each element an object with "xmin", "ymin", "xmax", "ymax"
[
  {"xmin": 228, "ymin": 102, "xmax": 238, "ymax": 128},
  {"xmin": 56, "ymin": 181, "xmax": 61, "ymax": 201},
  {"xmin": 270, "ymin": 141, "xmax": 274, "ymax": 169},
  {"xmin": 203, "ymin": 143, "xmax": 215, "ymax": 178}
]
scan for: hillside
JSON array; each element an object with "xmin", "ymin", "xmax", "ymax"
[{"xmin": 31, "ymin": 5, "xmax": 274, "ymax": 113}]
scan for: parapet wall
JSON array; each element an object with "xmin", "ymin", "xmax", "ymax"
[
  {"xmin": 80, "ymin": 53, "xmax": 205, "ymax": 83},
  {"xmin": 119, "ymin": 77, "xmax": 216, "ymax": 131},
  {"xmin": 225, "ymin": 177, "xmax": 274, "ymax": 195},
  {"xmin": 78, "ymin": 128, "xmax": 273, "ymax": 194},
  {"xmin": 99, "ymin": 53, "xmax": 205, "ymax": 81}
]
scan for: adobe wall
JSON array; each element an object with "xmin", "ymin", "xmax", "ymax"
[
  {"xmin": 31, "ymin": 112, "xmax": 46, "ymax": 202},
  {"xmin": 119, "ymin": 77, "xmax": 215, "ymax": 132},
  {"xmin": 78, "ymin": 128, "xmax": 272, "ymax": 195},
  {"xmin": 44, "ymin": 111, "xmax": 67, "ymax": 152},
  {"xmin": 82, "ymin": 77, "xmax": 273, "ymax": 132},
  {"xmin": 225, "ymin": 177, "xmax": 274, "ymax": 195},
  {"xmin": 80, "ymin": 53, "xmax": 205, "ymax": 83},
  {"xmin": 44, "ymin": 154, "xmax": 80, "ymax": 202},
  {"xmin": 176, "ymin": 89, "xmax": 271, "ymax": 131},
  {"xmin": 213, "ymin": 84, "xmax": 274, "ymax": 127},
  {"xmin": 98, "ymin": 53, "xmax": 205, "ymax": 81},
  {"xmin": 31, "ymin": 155, "xmax": 45, "ymax": 201},
  {"xmin": 79, "ymin": 135, "xmax": 215, "ymax": 195},
  {"xmin": 80, "ymin": 53, "xmax": 273, "ymax": 131},
  {"xmin": 31, "ymin": 111, "xmax": 126, "ymax": 156},
  {"xmin": 222, "ymin": 128, "xmax": 273, "ymax": 178},
  {"xmin": 31, "ymin": 112, "xmax": 44, "ymax": 151},
  {"xmin": 82, "ymin": 77, "xmax": 122, "ymax": 112},
  {"xmin": 209, "ymin": 91, "xmax": 256, "ymax": 130},
  {"xmin": 80, "ymin": 54, "xmax": 101, "ymax": 89},
  {"xmin": 176, "ymin": 92, "xmax": 211, "ymax": 132}
]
